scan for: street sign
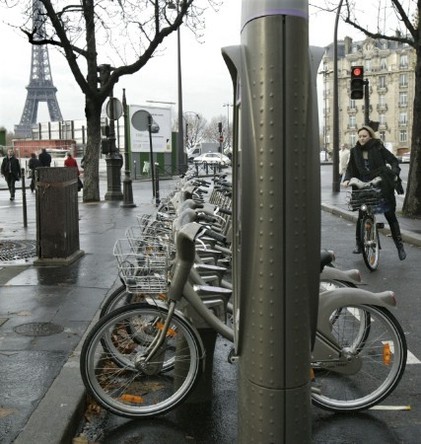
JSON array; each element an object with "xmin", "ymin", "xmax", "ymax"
[{"xmin": 106, "ymin": 98, "xmax": 123, "ymax": 120}]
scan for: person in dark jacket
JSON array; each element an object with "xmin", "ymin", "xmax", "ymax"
[
  {"xmin": 1, "ymin": 148, "xmax": 21, "ymax": 201},
  {"xmin": 343, "ymin": 125, "xmax": 406, "ymax": 260},
  {"xmin": 39, "ymin": 148, "xmax": 52, "ymax": 167},
  {"xmin": 28, "ymin": 152, "xmax": 42, "ymax": 192}
]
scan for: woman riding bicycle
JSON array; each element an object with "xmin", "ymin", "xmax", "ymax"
[{"xmin": 343, "ymin": 125, "xmax": 406, "ymax": 261}]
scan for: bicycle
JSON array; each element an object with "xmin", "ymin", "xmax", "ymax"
[
  {"xmin": 347, "ymin": 176, "xmax": 387, "ymax": 271},
  {"xmin": 80, "ymin": 216, "xmax": 407, "ymax": 418}
]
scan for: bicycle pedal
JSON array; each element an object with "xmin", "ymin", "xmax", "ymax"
[{"xmin": 376, "ymin": 222, "xmax": 385, "ymax": 229}]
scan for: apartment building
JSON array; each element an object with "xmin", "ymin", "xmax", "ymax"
[{"xmin": 321, "ymin": 35, "xmax": 415, "ymax": 157}]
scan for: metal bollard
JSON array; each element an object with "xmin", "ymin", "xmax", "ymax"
[
  {"xmin": 21, "ymin": 168, "xmax": 27, "ymax": 228},
  {"xmin": 154, "ymin": 162, "xmax": 160, "ymax": 207}
]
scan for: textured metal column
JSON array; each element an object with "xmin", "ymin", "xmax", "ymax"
[{"xmin": 223, "ymin": 1, "xmax": 320, "ymax": 442}]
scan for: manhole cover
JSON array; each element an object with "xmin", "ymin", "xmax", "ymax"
[
  {"xmin": 14, "ymin": 322, "xmax": 64, "ymax": 337},
  {"xmin": 0, "ymin": 240, "xmax": 37, "ymax": 262}
]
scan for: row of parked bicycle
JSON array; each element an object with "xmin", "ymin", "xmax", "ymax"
[{"xmin": 79, "ymin": 167, "xmax": 407, "ymax": 419}]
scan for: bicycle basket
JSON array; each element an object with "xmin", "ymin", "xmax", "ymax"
[
  {"xmin": 346, "ymin": 188, "xmax": 388, "ymax": 213},
  {"xmin": 113, "ymin": 238, "xmax": 169, "ymax": 293}
]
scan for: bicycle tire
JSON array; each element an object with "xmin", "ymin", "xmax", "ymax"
[
  {"xmin": 100, "ymin": 284, "xmax": 158, "ymax": 318},
  {"xmin": 80, "ymin": 303, "xmax": 204, "ymax": 418},
  {"xmin": 361, "ymin": 214, "xmax": 380, "ymax": 271},
  {"xmin": 312, "ymin": 304, "xmax": 407, "ymax": 412}
]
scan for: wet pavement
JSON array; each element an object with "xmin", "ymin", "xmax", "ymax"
[{"xmin": 0, "ymin": 163, "xmax": 420, "ymax": 443}]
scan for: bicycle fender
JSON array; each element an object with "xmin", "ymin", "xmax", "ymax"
[
  {"xmin": 321, "ymin": 266, "xmax": 364, "ymax": 285},
  {"xmin": 319, "ymin": 287, "xmax": 396, "ymax": 314}
]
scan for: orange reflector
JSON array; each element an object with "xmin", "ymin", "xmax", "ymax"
[
  {"xmin": 156, "ymin": 321, "xmax": 176, "ymax": 337},
  {"xmin": 383, "ymin": 343, "xmax": 391, "ymax": 365},
  {"xmin": 121, "ymin": 394, "xmax": 144, "ymax": 404}
]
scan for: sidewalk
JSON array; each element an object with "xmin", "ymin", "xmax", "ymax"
[
  {"xmin": 0, "ymin": 177, "xmax": 176, "ymax": 443},
  {"xmin": 1, "ymin": 171, "xmax": 421, "ymax": 443}
]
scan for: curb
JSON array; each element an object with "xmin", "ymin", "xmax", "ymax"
[
  {"xmin": 321, "ymin": 202, "xmax": 421, "ymax": 248},
  {"xmin": 12, "ymin": 284, "xmax": 114, "ymax": 444}
]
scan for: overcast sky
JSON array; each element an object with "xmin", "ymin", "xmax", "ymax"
[{"xmin": 0, "ymin": 1, "xmax": 374, "ymax": 133}]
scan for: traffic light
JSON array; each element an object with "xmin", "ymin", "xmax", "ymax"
[{"xmin": 350, "ymin": 66, "xmax": 364, "ymax": 100}]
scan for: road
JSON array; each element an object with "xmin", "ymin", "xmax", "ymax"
[{"xmin": 315, "ymin": 163, "xmax": 420, "ymax": 443}]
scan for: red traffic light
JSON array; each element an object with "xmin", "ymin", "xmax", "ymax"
[
  {"xmin": 351, "ymin": 66, "xmax": 364, "ymax": 78},
  {"xmin": 350, "ymin": 66, "xmax": 364, "ymax": 99}
]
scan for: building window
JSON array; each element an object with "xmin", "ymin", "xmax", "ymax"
[
  {"xmin": 399, "ymin": 92, "xmax": 408, "ymax": 106},
  {"xmin": 379, "ymin": 131, "xmax": 386, "ymax": 141},
  {"xmin": 400, "ymin": 73, "xmax": 408, "ymax": 87},
  {"xmin": 379, "ymin": 95, "xmax": 386, "ymax": 105},
  {"xmin": 399, "ymin": 112, "xmax": 407, "ymax": 124},
  {"xmin": 400, "ymin": 54, "xmax": 408, "ymax": 68},
  {"xmin": 349, "ymin": 115, "xmax": 356, "ymax": 128},
  {"xmin": 379, "ymin": 114, "xmax": 386, "ymax": 124},
  {"xmin": 399, "ymin": 130, "xmax": 408, "ymax": 142},
  {"xmin": 350, "ymin": 134, "xmax": 356, "ymax": 146},
  {"xmin": 350, "ymin": 99, "xmax": 356, "ymax": 109},
  {"xmin": 380, "ymin": 58, "xmax": 387, "ymax": 69},
  {"xmin": 365, "ymin": 59, "xmax": 372, "ymax": 72},
  {"xmin": 379, "ymin": 76, "xmax": 386, "ymax": 88}
]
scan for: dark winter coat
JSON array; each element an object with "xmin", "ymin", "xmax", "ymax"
[
  {"xmin": 1, "ymin": 155, "xmax": 21, "ymax": 181},
  {"xmin": 39, "ymin": 150, "xmax": 52, "ymax": 167},
  {"xmin": 344, "ymin": 138, "xmax": 403, "ymax": 209}
]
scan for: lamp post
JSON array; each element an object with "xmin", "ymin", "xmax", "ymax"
[
  {"xmin": 223, "ymin": 103, "xmax": 233, "ymax": 148},
  {"xmin": 167, "ymin": 1, "xmax": 185, "ymax": 174},
  {"xmin": 121, "ymin": 89, "xmax": 136, "ymax": 208},
  {"xmin": 332, "ymin": 0, "xmax": 344, "ymax": 193},
  {"xmin": 103, "ymin": 76, "xmax": 123, "ymax": 201}
]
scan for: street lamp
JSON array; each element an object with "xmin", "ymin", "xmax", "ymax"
[
  {"xmin": 121, "ymin": 89, "xmax": 136, "ymax": 208},
  {"xmin": 167, "ymin": 1, "xmax": 185, "ymax": 174},
  {"xmin": 332, "ymin": 0, "xmax": 344, "ymax": 193},
  {"xmin": 223, "ymin": 103, "xmax": 233, "ymax": 148}
]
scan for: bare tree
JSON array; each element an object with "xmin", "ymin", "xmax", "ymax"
[
  {"xmin": 2, "ymin": 0, "xmax": 220, "ymax": 202},
  {"xmin": 338, "ymin": 0, "xmax": 421, "ymax": 216},
  {"xmin": 176, "ymin": 112, "xmax": 207, "ymax": 151},
  {"xmin": 203, "ymin": 115, "xmax": 230, "ymax": 149}
]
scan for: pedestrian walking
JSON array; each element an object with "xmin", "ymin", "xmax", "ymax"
[
  {"xmin": 339, "ymin": 144, "xmax": 350, "ymax": 183},
  {"xmin": 28, "ymin": 152, "xmax": 42, "ymax": 192},
  {"xmin": 64, "ymin": 152, "xmax": 83, "ymax": 191},
  {"xmin": 39, "ymin": 148, "xmax": 52, "ymax": 167},
  {"xmin": 1, "ymin": 148, "xmax": 21, "ymax": 201},
  {"xmin": 343, "ymin": 125, "xmax": 406, "ymax": 260}
]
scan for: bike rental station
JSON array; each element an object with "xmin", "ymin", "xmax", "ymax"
[{"xmin": 77, "ymin": 1, "xmax": 408, "ymax": 442}]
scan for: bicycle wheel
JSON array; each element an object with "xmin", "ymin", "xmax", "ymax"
[
  {"xmin": 100, "ymin": 284, "xmax": 166, "ymax": 318},
  {"xmin": 80, "ymin": 303, "xmax": 204, "ymax": 418},
  {"xmin": 100, "ymin": 285, "xmax": 133, "ymax": 318},
  {"xmin": 312, "ymin": 304, "xmax": 407, "ymax": 412},
  {"xmin": 361, "ymin": 214, "xmax": 380, "ymax": 271}
]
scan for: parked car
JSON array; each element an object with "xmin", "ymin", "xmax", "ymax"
[{"xmin": 193, "ymin": 152, "xmax": 231, "ymax": 167}]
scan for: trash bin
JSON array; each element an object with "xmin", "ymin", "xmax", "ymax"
[{"xmin": 34, "ymin": 167, "xmax": 84, "ymax": 265}]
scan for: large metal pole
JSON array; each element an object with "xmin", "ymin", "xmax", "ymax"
[
  {"xmin": 104, "ymin": 88, "xmax": 123, "ymax": 201},
  {"xmin": 176, "ymin": 24, "xmax": 185, "ymax": 174},
  {"xmin": 223, "ymin": 1, "xmax": 320, "ymax": 441},
  {"xmin": 332, "ymin": 0, "xmax": 344, "ymax": 193}
]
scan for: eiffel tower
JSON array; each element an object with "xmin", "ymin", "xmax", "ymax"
[{"xmin": 14, "ymin": 0, "xmax": 63, "ymax": 138}]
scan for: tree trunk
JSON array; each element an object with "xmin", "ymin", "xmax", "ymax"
[
  {"xmin": 82, "ymin": 96, "xmax": 102, "ymax": 202},
  {"xmin": 403, "ymin": 43, "xmax": 421, "ymax": 217}
]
